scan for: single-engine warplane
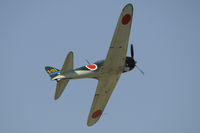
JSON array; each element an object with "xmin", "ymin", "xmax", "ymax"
[{"xmin": 45, "ymin": 3, "xmax": 141, "ymax": 126}]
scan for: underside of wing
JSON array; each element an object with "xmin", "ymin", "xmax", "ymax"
[
  {"xmin": 103, "ymin": 4, "xmax": 133, "ymax": 72},
  {"xmin": 54, "ymin": 79, "xmax": 69, "ymax": 100},
  {"xmin": 87, "ymin": 3, "xmax": 133, "ymax": 126},
  {"xmin": 87, "ymin": 74, "xmax": 121, "ymax": 126}
]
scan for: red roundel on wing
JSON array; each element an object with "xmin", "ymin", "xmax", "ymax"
[
  {"xmin": 92, "ymin": 110, "xmax": 102, "ymax": 119},
  {"xmin": 86, "ymin": 64, "xmax": 97, "ymax": 70},
  {"xmin": 122, "ymin": 14, "xmax": 131, "ymax": 25}
]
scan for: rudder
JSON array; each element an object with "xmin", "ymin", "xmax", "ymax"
[{"xmin": 45, "ymin": 66, "xmax": 60, "ymax": 79}]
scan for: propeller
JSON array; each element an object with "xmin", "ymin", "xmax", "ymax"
[
  {"xmin": 130, "ymin": 44, "xmax": 144, "ymax": 75},
  {"xmin": 84, "ymin": 58, "xmax": 91, "ymax": 65},
  {"xmin": 131, "ymin": 44, "xmax": 134, "ymax": 58},
  {"xmin": 136, "ymin": 65, "xmax": 144, "ymax": 75}
]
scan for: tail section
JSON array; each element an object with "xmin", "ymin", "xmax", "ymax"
[
  {"xmin": 45, "ymin": 66, "xmax": 60, "ymax": 80},
  {"xmin": 55, "ymin": 79, "xmax": 70, "ymax": 100},
  {"xmin": 45, "ymin": 51, "xmax": 74, "ymax": 100},
  {"xmin": 60, "ymin": 51, "xmax": 73, "ymax": 74}
]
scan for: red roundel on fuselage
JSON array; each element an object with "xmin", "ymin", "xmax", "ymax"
[
  {"xmin": 86, "ymin": 64, "xmax": 97, "ymax": 70},
  {"xmin": 122, "ymin": 14, "xmax": 131, "ymax": 25},
  {"xmin": 92, "ymin": 110, "xmax": 102, "ymax": 119}
]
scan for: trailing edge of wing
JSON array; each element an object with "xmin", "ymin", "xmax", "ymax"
[{"xmin": 87, "ymin": 74, "xmax": 121, "ymax": 126}]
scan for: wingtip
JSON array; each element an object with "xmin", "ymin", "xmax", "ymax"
[
  {"xmin": 123, "ymin": 3, "xmax": 133, "ymax": 11},
  {"xmin": 54, "ymin": 95, "xmax": 60, "ymax": 100},
  {"xmin": 68, "ymin": 51, "xmax": 73, "ymax": 55},
  {"xmin": 87, "ymin": 121, "xmax": 96, "ymax": 127},
  {"xmin": 87, "ymin": 123, "xmax": 93, "ymax": 127},
  {"xmin": 87, "ymin": 116, "xmax": 100, "ymax": 127},
  {"xmin": 54, "ymin": 97, "xmax": 58, "ymax": 100},
  {"xmin": 54, "ymin": 92, "xmax": 61, "ymax": 100}
]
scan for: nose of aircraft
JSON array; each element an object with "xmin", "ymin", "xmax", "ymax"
[{"xmin": 125, "ymin": 56, "xmax": 136, "ymax": 70}]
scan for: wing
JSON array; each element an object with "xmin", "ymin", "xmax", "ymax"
[
  {"xmin": 87, "ymin": 4, "xmax": 133, "ymax": 126},
  {"xmin": 103, "ymin": 4, "xmax": 133, "ymax": 73},
  {"xmin": 87, "ymin": 74, "xmax": 121, "ymax": 126}
]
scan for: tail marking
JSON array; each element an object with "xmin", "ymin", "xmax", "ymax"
[{"xmin": 47, "ymin": 68, "xmax": 60, "ymax": 75}]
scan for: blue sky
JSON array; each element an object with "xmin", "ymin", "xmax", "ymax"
[{"xmin": 1, "ymin": 0, "xmax": 200, "ymax": 133}]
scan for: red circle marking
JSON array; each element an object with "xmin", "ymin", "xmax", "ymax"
[
  {"xmin": 92, "ymin": 110, "xmax": 102, "ymax": 119},
  {"xmin": 86, "ymin": 64, "xmax": 97, "ymax": 70},
  {"xmin": 122, "ymin": 14, "xmax": 131, "ymax": 25}
]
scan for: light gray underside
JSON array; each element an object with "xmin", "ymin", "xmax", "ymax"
[{"xmin": 87, "ymin": 4, "xmax": 133, "ymax": 126}]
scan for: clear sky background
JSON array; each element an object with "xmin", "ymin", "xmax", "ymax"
[{"xmin": 1, "ymin": 0, "xmax": 200, "ymax": 133}]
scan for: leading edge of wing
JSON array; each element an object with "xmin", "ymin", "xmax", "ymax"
[
  {"xmin": 87, "ymin": 74, "xmax": 121, "ymax": 126},
  {"xmin": 87, "ymin": 3, "xmax": 133, "ymax": 126},
  {"xmin": 103, "ymin": 3, "xmax": 133, "ymax": 72}
]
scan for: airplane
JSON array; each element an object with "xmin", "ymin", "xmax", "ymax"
[{"xmin": 45, "ymin": 3, "xmax": 141, "ymax": 126}]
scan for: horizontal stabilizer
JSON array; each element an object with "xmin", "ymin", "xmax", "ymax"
[
  {"xmin": 60, "ymin": 51, "xmax": 73, "ymax": 74},
  {"xmin": 54, "ymin": 51, "xmax": 74, "ymax": 99},
  {"xmin": 55, "ymin": 79, "xmax": 70, "ymax": 100}
]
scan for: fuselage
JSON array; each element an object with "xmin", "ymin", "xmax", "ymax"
[{"xmin": 53, "ymin": 57, "xmax": 135, "ymax": 81}]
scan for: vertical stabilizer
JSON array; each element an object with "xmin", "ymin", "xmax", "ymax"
[{"xmin": 45, "ymin": 66, "xmax": 60, "ymax": 80}]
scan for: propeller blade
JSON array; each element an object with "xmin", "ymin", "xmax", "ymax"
[
  {"xmin": 131, "ymin": 44, "xmax": 134, "ymax": 58},
  {"xmin": 136, "ymin": 65, "xmax": 144, "ymax": 75},
  {"xmin": 83, "ymin": 58, "xmax": 91, "ymax": 64}
]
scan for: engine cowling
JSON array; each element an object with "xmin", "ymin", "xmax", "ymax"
[{"xmin": 123, "ymin": 56, "xmax": 136, "ymax": 72}]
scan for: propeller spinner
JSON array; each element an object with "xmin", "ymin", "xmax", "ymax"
[{"xmin": 124, "ymin": 44, "xmax": 144, "ymax": 75}]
